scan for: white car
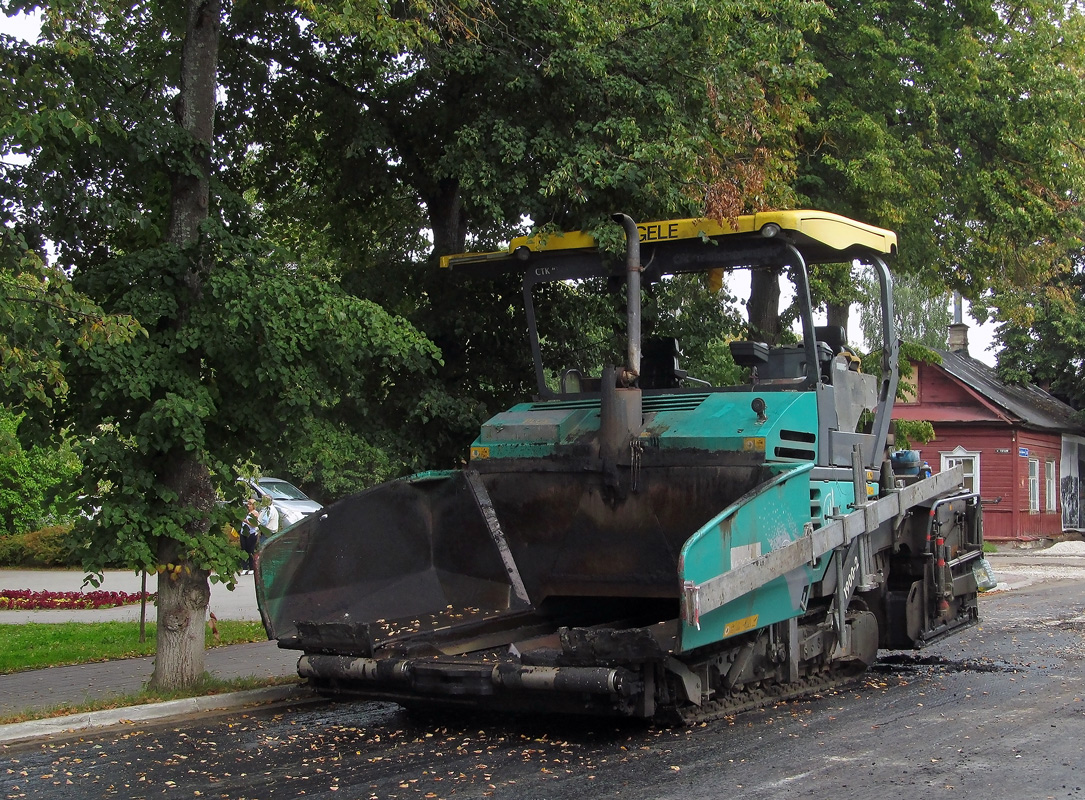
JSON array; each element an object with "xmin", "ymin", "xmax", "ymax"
[{"xmin": 248, "ymin": 477, "xmax": 323, "ymax": 530}]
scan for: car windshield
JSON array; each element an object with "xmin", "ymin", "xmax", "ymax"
[{"xmin": 258, "ymin": 479, "xmax": 311, "ymax": 501}]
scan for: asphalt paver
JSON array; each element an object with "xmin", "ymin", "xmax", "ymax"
[{"xmin": 0, "ymin": 546, "xmax": 1080, "ymax": 744}]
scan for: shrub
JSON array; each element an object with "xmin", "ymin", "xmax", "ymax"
[
  {"xmin": 0, "ymin": 535, "xmax": 23, "ymax": 566},
  {"xmin": 0, "ymin": 524, "xmax": 79, "ymax": 567},
  {"xmin": 0, "ymin": 408, "xmax": 80, "ymax": 537},
  {"xmin": 22, "ymin": 524, "xmax": 79, "ymax": 566}
]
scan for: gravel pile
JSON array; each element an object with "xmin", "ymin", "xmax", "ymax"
[{"xmin": 1037, "ymin": 540, "xmax": 1085, "ymax": 556}]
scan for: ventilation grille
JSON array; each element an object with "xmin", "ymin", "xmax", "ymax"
[
  {"xmin": 774, "ymin": 428, "xmax": 816, "ymax": 461},
  {"xmin": 530, "ymin": 393, "xmax": 709, "ymax": 413},
  {"xmin": 643, "ymin": 393, "xmax": 710, "ymax": 412},
  {"xmin": 810, "ymin": 486, "xmax": 824, "ymax": 519},
  {"xmin": 807, "ymin": 487, "xmax": 825, "ymax": 567},
  {"xmin": 530, "ymin": 398, "xmax": 599, "ymax": 411}
]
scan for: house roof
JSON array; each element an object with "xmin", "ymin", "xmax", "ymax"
[{"xmin": 934, "ymin": 348, "xmax": 1085, "ymax": 435}]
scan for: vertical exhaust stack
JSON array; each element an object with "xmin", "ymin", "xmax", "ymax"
[
  {"xmin": 614, "ymin": 213, "xmax": 643, "ymax": 382},
  {"xmin": 599, "ymin": 215, "xmax": 644, "ymax": 474}
]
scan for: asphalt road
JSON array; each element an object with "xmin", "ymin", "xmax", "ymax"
[{"xmin": 2, "ymin": 564, "xmax": 1083, "ymax": 800}]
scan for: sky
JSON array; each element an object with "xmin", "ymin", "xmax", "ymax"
[
  {"xmin": 955, "ymin": 305, "xmax": 998, "ymax": 365},
  {"xmin": 1, "ymin": 10, "xmax": 39, "ymax": 40},
  {"xmin": 0, "ymin": 10, "xmax": 1001, "ymax": 366},
  {"xmin": 730, "ymin": 270, "xmax": 1000, "ymax": 367}
]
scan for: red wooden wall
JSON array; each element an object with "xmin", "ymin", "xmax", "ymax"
[{"xmin": 893, "ymin": 361, "xmax": 1064, "ymax": 541}]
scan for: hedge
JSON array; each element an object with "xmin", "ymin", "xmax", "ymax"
[{"xmin": 0, "ymin": 525, "xmax": 80, "ymax": 568}]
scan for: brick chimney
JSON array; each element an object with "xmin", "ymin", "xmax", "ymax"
[
  {"xmin": 948, "ymin": 291, "xmax": 969, "ymax": 355},
  {"xmin": 948, "ymin": 322, "xmax": 969, "ymax": 354}
]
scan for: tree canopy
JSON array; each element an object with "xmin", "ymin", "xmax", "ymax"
[
  {"xmin": 218, "ymin": 0, "xmax": 826, "ymax": 409},
  {"xmin": 5, "ymin": 0, "xmax": 1085, "ymax": 687},
  {"xmin": 993, "ymin": 269, "xmax": 1085, "ymax": 409},
  {"xmin": 797, "ymin": 0, "xmax": 1085, "ymax": 320},
  {"xmin": 222, "ymin": 0, "xmax": 824, "ymax": 252}
]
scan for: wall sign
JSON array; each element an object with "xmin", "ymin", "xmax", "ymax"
[{"xmin": 1019, "ymin": 447, "xmax": 1029, "ymax": 457}]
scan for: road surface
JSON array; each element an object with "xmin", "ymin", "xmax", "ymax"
[{"xmin": 2, "ymin": 561, "xmax": 1083, "ymax": 800}]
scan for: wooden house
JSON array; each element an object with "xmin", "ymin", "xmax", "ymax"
[{"xmin": 893, "ymin": 325, "xmax": 1085, "ymax": 542}]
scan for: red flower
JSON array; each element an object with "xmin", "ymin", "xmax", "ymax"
[{"xmin": 0, "ymin": 589, "xmax": 156, "ymax": 610}]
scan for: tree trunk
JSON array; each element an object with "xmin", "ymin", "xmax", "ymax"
[
  {"xmin": 153, "ymin": 451, "xmax": 216, "ymax": 689},
  {"xmin": 153, "ymin": 528, "xmax": 212, "ymax": 690},
  {"xmin": 151, "ymin": 0, "xmax": 220, "ymax": 691},
  {"xmin": 168, "ymin": 0, "xmax": 219, "ymax": 250},
  {"xmin": 747, "ymin": 268, "xmax": 782, "ymax": 344},
  {"xmin": 426, "ymin": 177, "xmax": 468, "ymax": 257},
  {"xmin": 827, "ymin": 301, "xmax": 850, "ymax": 338}
]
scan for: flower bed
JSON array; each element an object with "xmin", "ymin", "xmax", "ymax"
[{"xmin": 0, "ymin": 589, "xmax": 155, "ymax": 610}]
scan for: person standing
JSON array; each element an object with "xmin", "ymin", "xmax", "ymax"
[
  {"xmin": 256, "ymin": 499, "xmax": 279, "ymax": 543},
  {"xmin": 240, "ymin": 498, "xmax": 260, "ymax": 575}
]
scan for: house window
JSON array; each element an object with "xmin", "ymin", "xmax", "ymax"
[
  {"xmin": 941, "ymin": 447, "xmax": 980, "ymax": 494},
  {"xmin": 1029, "ymin": 459, "xmax": 1040, "ymax": 513},
  {"xmin": 897, "ymin": 375, "xmax": 919, "ymax": 405},
  {"xmin": 1046, "ymin": 459, "xmax": 1057, "ymax": 512}
]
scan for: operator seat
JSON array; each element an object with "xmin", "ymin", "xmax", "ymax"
[
  {"xmin": 640, "ymin": 337, "xmax": 687, "ymax": 389},
  {"xmin": 814, "ymin": 325, "xmax": 846, "ymax": 355},
  {"xmin": 814, "ymin": 325, "xmax": 847, "ymax": 382}
]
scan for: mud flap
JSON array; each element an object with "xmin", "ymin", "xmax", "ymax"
[
  {"xmin": 839, "ymin": 611, "xmax": 879, "ymax": 666},
  {"xmin": 884, "ymin": 581, "xmax": 927, "ymax": 649},
  {"xmin": 905, "ymin": 580, "xmax": 924, "ymax": 643}
]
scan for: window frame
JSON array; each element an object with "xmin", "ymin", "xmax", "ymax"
[
  {"xmin": 1045, "ymin": 459, "xmax": 1057, "ymax": 513},
  {"xmin": 1028, "ymin": 458, "xmax": 1040, "ymax": 513},
  {"xmin": 940, "ymin": 446, "xmax": 980, "ymax": 495}
]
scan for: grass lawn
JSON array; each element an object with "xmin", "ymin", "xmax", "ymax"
[
  {"xmin": 0, "ymin": 620, "xmax": 268, "ymax": 674},
  {"xmin": 0, "ymin": 620, "xmax": 301, "ymax": 726}
]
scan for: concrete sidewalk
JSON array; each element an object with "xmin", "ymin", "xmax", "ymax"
[
  {"xmin": 0, "ymin": 640, "xmax": 301, "ymax": 718},
  {"xmin": 984, "ymin": 542, "xmax": 1085, "ymax": 592},
  {"xmin": 0, "ymin": 569, "xmax": 302, "ymax": 743}
]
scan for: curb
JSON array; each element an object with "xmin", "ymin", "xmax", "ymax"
[
  {"xmin": 981, "ymin": 552, "xmax": 1085, "ymax": 593},
  {"xmin": 0, "ymin": 684, "xmax": 316, "ymax": 746}
]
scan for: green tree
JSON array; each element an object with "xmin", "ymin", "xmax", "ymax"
[
  {"xmin": 1, "ymin": 233, "xmax": 143, "ymax": 416},
  {"xmin": 857, "ymin": 271, "xmax": 952, "ymax": 352},
  {"xmin": 0, "ymin": 406, "xmax": 79, "ymax": 537},
  {"xmin": 0, "ymin": 0, "xmax": 465, "ymax": 689},
  {"xmin": 224, "ymin": 0, "xmax": 824, "ymax": 253},
  {"xmin": 791, "ymin": 0, "xmax": 1085, "ymax": 328},
  {"xmin": 993, "ymin": 269, "xmax": 1085, "ymax": 410}
]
